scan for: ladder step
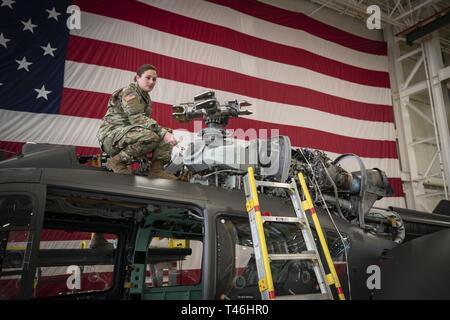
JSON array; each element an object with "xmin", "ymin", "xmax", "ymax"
[
  {"xmin": 276, "ymin": 293, "xmax": 331, "ymax": 300},
  {"xmin": 244, "ymin": 168, "xmax": 335, "ymax": 300},
  {"xmin": 269, "ymin": 251, "xmax": 318, "ymax": 261},
  {"xmin": 255, "ymin": 181, "xmax": 292, "ymax": 189},
  {"xmin": 261, "ymin": 216, "xmax": 305, "ymax": 224}
]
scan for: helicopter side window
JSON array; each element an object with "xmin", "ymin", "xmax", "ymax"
[
  {"xmin": 325, "ymin": 230, "xmax": 351, "ymax": 262},
  {"xmin": 32, "ymin": 229, "xmax": 118, "ymax": 298},
  {"xmin": 0, "ymin": 195, "xmax": 34, "ymax": 300},
  {"xmin": 216, "ymin": 216, "xmax": 321, "ymax": 300},
  {"xmin": 145, "ymin": 238, "xmax": 202, "ymax": 288},
  {"xmin": 132, "ymin": 205, "xmax": 204, "ymax": 300},
  {"xmin": 324, "ymin": 230, "xmax": 351, "ymax": 285}
]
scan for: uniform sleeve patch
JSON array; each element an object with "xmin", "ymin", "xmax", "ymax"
[{"xmin": 123, "ymin": 94, "xmax": 137, "ymax": 102}]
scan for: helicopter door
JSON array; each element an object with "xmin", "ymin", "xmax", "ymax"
[
  {"xmin": 128, "ymin": 205, "xmax": 204, "ymax": 300},
  {"xmin": 0, "ymin": 183, "xmax": 46, "ymax": 299}
]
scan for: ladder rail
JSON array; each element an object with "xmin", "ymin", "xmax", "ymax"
[
  {"xmin": 243, "ymin": 167, "xmax": 336, "ymax": 300},
  {"xmin": 288, "ymin": 180, "xmax": 333, "ymax": 297},
  {"xmin": 244, "ymin": 167, "xmax": 276, "ymax": 300},
  {"xmin": 298, "ymin": 172, "xmax": 346, "ymax": 300}
]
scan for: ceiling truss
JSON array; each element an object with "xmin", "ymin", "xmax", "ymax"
[{"xmin": 307, "ymin": 0, "xmax": 450, "ymax": 54}]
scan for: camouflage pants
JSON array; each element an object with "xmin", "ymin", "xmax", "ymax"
[{"xmin": 103, "ymin": 127, "xmax": 173, "ymax": 164}]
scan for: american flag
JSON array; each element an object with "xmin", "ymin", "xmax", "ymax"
[{"xmin": 0, "ymin": 0, "xmax": 404, "ymax": 208}]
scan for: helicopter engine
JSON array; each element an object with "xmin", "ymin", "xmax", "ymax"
[{"xmin": 168, "ymin": 91, "xmax": 404, "ymax": 242}]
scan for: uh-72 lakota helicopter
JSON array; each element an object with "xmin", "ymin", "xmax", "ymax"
[{"xmin": 0, "ymin": 91, "xmax": 449, "ymax": 300}]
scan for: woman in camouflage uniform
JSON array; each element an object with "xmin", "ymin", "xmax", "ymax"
[
  {"xmin": 97, "ymin": 64, "xmax": 177, "ymax": 179},
  {"xmin": 92, "ymin": 65, "xmax": 177, "ymax": 248}
]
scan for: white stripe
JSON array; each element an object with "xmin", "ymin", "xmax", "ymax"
[
  {"xmin": 40, "ymin": 240, "xmax": 91, "ymax": 249},
  {"xmin": 11, "ymin": 240, "xmax": 109, "ymax": 249},
  {"xmin": 324, "ymin": 151, "xmax": 401, "ymax": 178},
  {"xmin": 64, "ymin": 61, "xmax": 395, "ymax": 141},
  {"xmin": 139, "ymin": 0, "xmax": 388, "ymax": 72},
  {"xmin": 37, "ymin": 265, "xmax": 114, "ymax": 277},
  {"xmin": 0, "ymin": 109, "xmax": 402, "ymax": 178},
  {"xmin": 375, "ymin": 197, "xmax": 406, "ymax": 209},
  {"xmin": 0, "ymin": 109, "xmax": 100, "ymax": 147},
  {"xmin": 258, "ymin": 0, "xmax": 384, "ymax": 42},
  {"xmin": 70, "ymin": 12, "xmax": 392, "ymax": 106}
]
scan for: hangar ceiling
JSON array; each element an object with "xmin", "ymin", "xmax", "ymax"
[{"xmin": 307, "ymin": 0, "xmax": 450, "ymax": 55}]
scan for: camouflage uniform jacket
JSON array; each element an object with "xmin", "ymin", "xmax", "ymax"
[{"xmin": 97, "ymin": 83, "xmax": 167, "ymax": 146}]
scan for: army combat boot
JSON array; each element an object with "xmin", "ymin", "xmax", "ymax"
[
  {"xmin": 148, "ymin": 160, "xmax": 177, "ymax": 180},
  {"xmin": 106, "ymin": 154, "xmax": 131, "ymax": 174},
  {"xmin": 89, "ymin": 233, "xmax": 114, "ymax": 249}
]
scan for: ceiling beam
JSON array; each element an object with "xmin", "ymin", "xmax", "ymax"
[
  {"xmin": 403, "ymin": 8, "xmax": 450, "ymax": 44},
  {"xmin": 310, "ymin": 0, "xmax": 406, "ymax": 27},
  {"xmin": 394, "ymin": 0, "xmax": 434, "ymax": 22}
]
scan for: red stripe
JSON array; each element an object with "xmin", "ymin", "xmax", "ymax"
[
  {"xmin": 72, "ymin": 0, "xmax": 389, "ymax": 88},
  {"xmin": 5, "ymin": 230, "xmax": 116, "ymax": 242},
  {"xmin": 0, "ymin": 140, "xmax": 24, "ymax": 158},
  {"xmin": 310, "ymin": 207, "xmax": 317, "ymax": 216},
  {"xmin": 59, "ymin": 89, "xmax": 397, "ymax": 159},
  {"xmin": 0, "ymin": 269, "xmax": 201, "ymax": 299},
  {"xmin": 75, "ymin": 146, "xmax": 102, "ymax": 156},
  {"xmin": 227, "ymin": 118, "xmax": 398, "ymax": 159},
  {"xmin": 40, "ymin": 232, "xmax": 92, "ymax": 242},
  {"xmin": 0, "ymin": 140, "xmax": 100, "ymax": 158},
  {"xmin": 388, "ymin": 178, "xmax": 405, "ymax": 197},
  {"xmin": 333, "ymin": 262, "xmax": 348, "ymax": 280},
  {"xmin": 66, "ymin": 36, "xmax": 393, "ymax": 123},
  {"xmin": 41, "ymin": 230, "xmax": 116, "ymax": 241},
  {"xmin": 60, "ymin": 88, "xmax": 197, "ymax": 132},
  {"xmin": 337, "ymin": 287, "xmax": 344, "ymax": 295},
  {"xmin": 60, "ymin": 87, "xmax": 110, "ymax": 120},
  {"xmin": 268, "ymin": 290, "xmax": 276, "ymax": 299},
  {"xmin": 207, "ymin": 0, "xmax": 388, "ymax": 56}
]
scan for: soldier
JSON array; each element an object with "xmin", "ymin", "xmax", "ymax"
[
  {"xmin": 97, "ymin": 64, "xmax": 177, "ymax": 179},
  {"xmin": 91, "ymin": 64, "xmax": 177, "ymax": 249}
]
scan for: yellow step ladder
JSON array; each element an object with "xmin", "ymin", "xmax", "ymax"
[{"xmin": 243, "ymin": 167, "xmax": 345, "ymax": 300}]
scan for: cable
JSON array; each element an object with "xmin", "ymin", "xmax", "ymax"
[
  {"xmin": 298, "ymin": 148, "xmax": 352, "ymax": 300},
  {"xmin": 307, "ymin": 167, "xmax": 352, "ymax": 299},
  {"xmin": 318, "ymin": 159, "xmax": 346, "ymax": 220},
  {"xmin": 200, "ymin": 169, "xmax": 244, "ymax": 178},
  {"xmin": 188, "ymin": 210, "xmax": 205, "ymax": 221}
]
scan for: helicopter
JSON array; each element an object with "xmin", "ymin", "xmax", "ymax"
[{"xmin": 0, "ymin": 92, "xmax": 449, "ymax": 300}]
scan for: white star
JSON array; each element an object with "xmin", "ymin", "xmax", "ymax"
[
  {"xmin": 34, "ymin": 85, "xmax": 51, "ymax": 100},
  {"xmin": 21, "ymin": 19, "xmax": 38, "ymax": 33},
  {"xmin": 16, "ymin": 56, "xmax": 32, "ymax": 72},
  {"xmin": 0, "ymin": 33, "xmax": 10, "ymax": 48},
  {"xmin": 41, "ymin": 43, "xmax": 57, "ymax": 57},
  {"xmin": 1, "ymin": 0, "xmax": 15, "ymax": 9},
  {"xmin": 46, "ymin": 7, "xmax": 61, "ymax": 21}
]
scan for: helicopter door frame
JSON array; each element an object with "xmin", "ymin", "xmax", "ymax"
[
  {"xmin": 0, "ymin": 183, "xmax": 46, "ymax": 299},
  {"xmin": 128, "ymin": 203, "xmax": 205, "ymax": 300}
]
